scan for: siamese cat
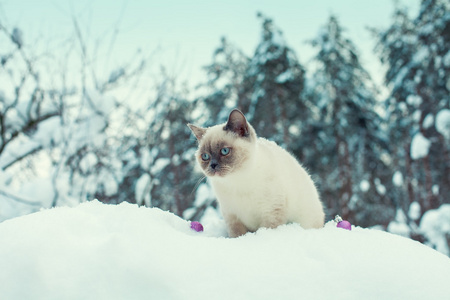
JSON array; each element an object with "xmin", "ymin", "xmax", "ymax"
[{"xmin": 188, "ymin": 109, "xmax": 324, "ymax": 237}]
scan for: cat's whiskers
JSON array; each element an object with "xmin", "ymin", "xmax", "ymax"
[
  {"xmin": 190, "ymin": 175, "xmax": 207, "ymax": 197},
  {"xmin": 220, "ymin": 165, "xmax": 233, "ymax": 176}
]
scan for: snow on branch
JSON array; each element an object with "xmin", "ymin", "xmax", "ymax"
[{"xmin": 0, "ymin": 189, "xmax": 41, "ymax": 206}]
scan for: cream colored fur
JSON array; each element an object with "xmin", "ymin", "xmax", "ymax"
[{"xmin": 189, "ymin": 110, "xmax": 325, "ymax": 237}]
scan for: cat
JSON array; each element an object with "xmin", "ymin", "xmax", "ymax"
[{"xmin": 188, "ymin": 109, "xmax": 325, "ymax": 237}]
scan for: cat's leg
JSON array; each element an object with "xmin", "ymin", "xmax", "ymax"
[
  {"xmin": 260, "ymin": 202, "xmax": 287, "ymax": 229},
  {"xmin": 224, "ymin": 214, "xmax": 249, "ymax": 238}
]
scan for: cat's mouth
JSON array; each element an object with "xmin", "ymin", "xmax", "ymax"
[
  {"xmin": 206, "ymin": 166, "xmax": 230, "ymax": 178},
  {"xmin": 207, "ymin": 169, "xmax": 222, "ymax": 177},
  {"xmin": 201, "ymin": 159, "xmax": 233, "ymax": 178}
]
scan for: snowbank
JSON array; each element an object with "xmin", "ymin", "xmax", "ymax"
[{"xmin": 0, "ymin": 201, "xmax": 449, "ymax": 300}]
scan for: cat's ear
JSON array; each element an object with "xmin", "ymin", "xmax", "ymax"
[
  {"xmin": 224, "ymin": 109, "xmax": 250, "ymax": 137},
  {"xmin": 187, "ymin": 124, "xmax": 207, "ymax": 141}
]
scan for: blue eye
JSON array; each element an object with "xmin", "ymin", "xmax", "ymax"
[
  {"xmin": 220, "ymin": 147, "xmax": 230, "ymax": 156},
  {"xmin": 201, "ymin": 153, "xmax": 210, "ymax": 161}
]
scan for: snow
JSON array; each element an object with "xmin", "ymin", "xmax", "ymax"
[
  {"xmin": 392, "ymin": 171, "xmax": 404, "ymax": 187},
  {"xmin": 412, "ymin": 47, "xmax": 429, "ymax": 65},
  {"xmin": 443, "ymin": 51, "xmax": 450, "ymax": 67},
  {"xmin": 408, "ymin": 201, "xmax": 421, "ymax": 221},
  {"xmin": 393, "ymin": 66, "xmax": 408, "ymax": 88},
  {"xmin": 79, "ymin": 152, "xmax": 98, "ymax": 174},
  {"xmin": 432, "ymin": 184, "xmax": 440, "ymax": 195},
  {"xmin": 33, "ymin": 117, "xmax": 63, "ymax": 147},
  {"xmin": 135, "ymin": 173, "xmax": 151, "ymax": 206},
  {"xmin": 184, "ymin": 182, "xmax": 216, "ymax": 220},
  {"xmin": 420, "ymin": 204, "xmax": 450, "ymax": 256},
  {"xmin": 406, "ymin": 94, "xmax": 422, "ymax": 107},
  {"xmin": 412, "ymin": 110, "xmax": 421, "ymax": 122},
  {"xmin": 99, "ymin": 171, "xmax": 118, "ymax": 197},
  {"xmin": 436, "ymin": 109, "xmax": 450, "ymax": 139},
  {"xmin": 86, "ymin": 89, "xmax": 116, "ymax": 115},
  {"xmin": 150, "ymin": 158, "xmax": 170, "ymax": 175},
  {"xmin": 410, "ymin": 132, "xmax": 431, "ymax": 160},
  {"xmin": 193, "ymin": 182, "xmax": 213, "ymax": 207},
  {"xmin": 68, "ymin": 114, "xmax": 107, "ymax": 150},
  {"xmin": 423, "ymin": 113, "xmax": 434, "ymax": 129},
  {"xmin": 359, "ymin": 180, "xmax": 370, "ymax": 192},
  {"xmin": 387, "ymin": 209, "xmax": 410, "ymax": 237},
  {"xmin": 0, "ymin": 200, "xmax": 449, "ymax": 300},
  {"xmin": 387, "ymin": 221, "xmax": 410, "ymax": 238},
  {"xmin": 374, "ymin": 178, "xmax": 386, "ymax": 195},
  {"xmin": 275, "ymin": 69, "xmax": 294, "ymax": 83},
  {"xmin": 108, "ymin": 68, "xmax": 125, "ymax": 84}
]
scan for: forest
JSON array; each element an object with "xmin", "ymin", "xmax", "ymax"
[{"xmin": 0, "ymin": 0, "xmax": 449, "ymax": 254}]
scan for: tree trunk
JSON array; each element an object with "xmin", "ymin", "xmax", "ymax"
[
  {"xmin": 339, "ymin": 140, "xmax": 353, "ymax": 221},
  {"xmin": 404, "ymin": 143, "xmax": 415, "ymax": 208},
  {"xmin": 422, "ymin": 155, "xmax": 435, "ymax": 210}
]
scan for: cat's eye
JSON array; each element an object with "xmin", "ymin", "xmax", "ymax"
[
  {"xmin": 220, "ymin": 147, "xmax": 230, "ymax": 156},
  {"xmin": 201, "ymin": 153, "xmax": 210, "ymax": 161}
]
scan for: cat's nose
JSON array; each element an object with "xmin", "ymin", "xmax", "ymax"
[{"xmin": 210, "ymin": 161, "xmax": 219, "ymax": 170}]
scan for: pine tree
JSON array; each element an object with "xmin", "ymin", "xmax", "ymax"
[
  {"xmin": 373, "ymin": 6, "xmax": 418, "ymax": 216},
  {"xmin": 242, "ymin": 13, "xmax": 306, "ymax": 146},
  {"xmin": 375, "ymin": 0, "xmax": 450, "ymax": 223},
  {"xmin": 309, "ymin": 15, "xmax": 391, "ymax": 226},
  {"xmin": 145, "ymin": 73, "xmax": 198, "ymax": 216},
  {"xmin": 412, "ymin": 0, "xmax": 450, "ymax": 210},
  {"xmin": 199, "ymin": 37, "xmax": 250, "ymax": 125}
]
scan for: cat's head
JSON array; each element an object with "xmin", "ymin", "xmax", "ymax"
[{"xmin": 188, "ymin": 109, "xmax": 256, "ymax": 178}]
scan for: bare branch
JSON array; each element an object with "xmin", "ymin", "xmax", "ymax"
[
  {"xmin": 0, "ymin": 189, "xmax": 42, "ymax": 206},
  {"xmin": 1, "ymin": 144, "xmax": 43, "ymax": 170},
  {"xmin": 0, "ymin": 111, "xmax": 59, "ymax": 156},
  {"xmin": 0, "ymin": 22, "xmax": 39, "ymax": 81}
]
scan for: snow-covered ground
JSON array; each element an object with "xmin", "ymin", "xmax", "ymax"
[{"xmin": 0, "ymin": 200, "xmax": 449, "ymax": 300}]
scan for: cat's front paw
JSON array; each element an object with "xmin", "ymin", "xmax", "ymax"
[{"xmin": 225, "ymin": 214, "xmax": 250, "ymax": 238}]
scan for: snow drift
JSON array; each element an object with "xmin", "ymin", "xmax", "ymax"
[{"xmin": 0, "ymin": 200, "xmax": 449, "ymax": 300}]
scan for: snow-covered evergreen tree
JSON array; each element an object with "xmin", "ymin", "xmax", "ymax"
[
  {"xmin": 375, "ymin": 0, "xmax": 450, "ymax": 226},
  {"xmin": 198, "ymin": 37, "xmax": 250, "ymax": 125},
  {"xmin": 144, "ymin": 74, "xmax": 198, "ymax": 216},
  {"xmin": 242, "ymin": 13, "xmax": 306, "ymax": 146},
  {"xmin": 373, "ymin": 6, "xmax": 417, "ymax": 217},
  {"xmin": 309, "ymin": 15, "xmax": 391, "ymax": 226}
]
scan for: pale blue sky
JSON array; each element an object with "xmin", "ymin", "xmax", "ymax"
[{"xmin": 1, "ymin": 0, "xmax": 419, "ymax": 90}]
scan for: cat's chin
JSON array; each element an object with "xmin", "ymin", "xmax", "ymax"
[
  {"xmin": 206, "ymin": 172, "xmax": 222, "ymax": 178},
  {"xmin": 205, "ymin": 170, "xmax": 228, "ymax": 178}
]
